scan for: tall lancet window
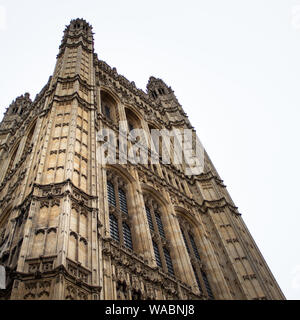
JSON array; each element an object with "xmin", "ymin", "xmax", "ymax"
[
  {"xmin": 179, "ymin": 218, "xmax": 214, "ymax": 299},
  {"xmin": 106, "ymin": 170, "xmax": 134, "ymax": 251},
  {"xmin": 144, "ymin": 195, "xmax": 175, "ymax": 277}
]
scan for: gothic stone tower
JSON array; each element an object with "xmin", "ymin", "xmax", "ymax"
[{"xmin": 0, "ymin": 19, "xmax": 285, "ymax": 300}]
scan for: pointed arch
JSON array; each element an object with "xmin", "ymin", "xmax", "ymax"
[
  {"xmin": 22, "ymin": 119, "xmax": 37, "ymax": 158},
  {"xmin": 5, "ymin": 141, "xmax": 21, "ymax": 177},
  {"xmin": 106, "ymin": 165, "xmax": 134, "ymax": 252},
  {"xmin": 124, "ymin": 107, "xmax": 142, "ymax": 131},
  {"xmin": 100, "ymin": 89, "xmax": 119, "ymax": 122},
  {"xmin": 173, "ymin": 206, "xmax": 200, "ymax": 230},
  {"xmin": 142, "ymin": 185, "xmax": 175, "ymax": 276},
  {"xmin": 141, "ymin": 184, "xmax": 169, "ymax": 208},
  {"xmin": 106, "ymin": 164, "xmax": 136, "ymax": 184},
  {"xmin": 124, "ymin": 104, "xmax": 143, "ymax": 122},
  {"xmin": 175, "ymin": 206, "xmax": 215, "ymax": 299}
]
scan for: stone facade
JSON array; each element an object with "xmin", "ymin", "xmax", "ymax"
[{"xmin": 0, "ymin": 19, "xmax": 285, "ymax": 300}]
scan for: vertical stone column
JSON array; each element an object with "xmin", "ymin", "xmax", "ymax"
[
  {"xmin": 160, "ymin": 192, "xmax": 196, "ymax": 287},
  {"xmin": 130, "ymin": 168, "xmax": 156, "ymax": 266}
]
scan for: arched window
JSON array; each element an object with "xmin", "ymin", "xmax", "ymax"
[
  {"xmin": 144, "ymin": 195, "xmax": 175, "ymax": 276},
  {"xmin": 106, "ymin": 170, "xmax": 134, "ymax": 251},
  {"xmin": 158, "ymin": 88, "xmax": 165, "ymax": 95},
  {"xmin": 179, "ymin": 218, "xmax": 214, "ymax": 299},
  {"xmin": 125, "ymin": 108, "xmax": 141, "ymax": 132},
  {"xmin": 151, "ymin": 91, "xmax": 158, "ymax": 99},
  {"xmin": 101, "ymin": 90, "xmax": 117, "ymax": 122}
]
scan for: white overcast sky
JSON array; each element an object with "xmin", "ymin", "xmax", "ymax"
[{"xmin": 0, "ymin": 0, "xmax": 299, "ymax": 299}]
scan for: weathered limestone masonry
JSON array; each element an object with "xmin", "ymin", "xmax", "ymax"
[{"xmin": 0, "ymin": 19, "xmax": 285, "ymax": 300}]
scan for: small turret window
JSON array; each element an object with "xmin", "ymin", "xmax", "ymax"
[{"xmin": 152, "ymin": 91, "xmax": 158, "ymax": 99}]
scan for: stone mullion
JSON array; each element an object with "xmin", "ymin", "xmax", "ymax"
[
  {"xmin": 129, "ymin": 172, "xmax": 155, "ymax": 266},
  {"xmin": 150, "ymin": 204, "xmax": 167, "ymax": 273},
  {"xmin": 184, "ymin": 226, "xmax": 206, "ymax": 295},
  {"xmin": 185, "ymin": 226, "xmax": 209, "ymax": 298},
  {"xmin": 114, "ymin": 179, "xmax": 124, "ymax": 246},
  {"xmin": 162, "ymin": 201, "xmax": 196, "ymax": 288},
  {"xmin": 147, "ymin": 201, "xmax": 158, "ymax": 267},
  {"xmin": 185, "ymin": 231, "xmax": 203, "ymax": 294}
]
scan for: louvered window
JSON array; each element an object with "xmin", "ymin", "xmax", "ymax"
[
  {"xmin": 189, "ymin": 232, "xmax": 200, "ymax": 260},
  {"xmin": 107, "ymin": 181, "xmax": 116, "ymax": 207},
  {"xmin": 193, "ymin": 266, "xmax": 203, "ymax": 293},
  {"xmin": 201, "ymin": 270, "xmax": 214, "ymax": 299},
  {"xmin": 146, "ymin": 206, "xmax": 154, "ymax": 232},
  {"xmin": 119, "ymin": 188, "xmax": 128, "ymax": 214},
  {"xmin": 155, "ymin": 212, "xmax": 165, "ymax": 238},
  {"xmin": 123, "ymin": 223, "xmax": 133, "ymax": 250},
  {"xmin": 109, "ymin": 214, "xmax": 119, "ymax": 242},
  {"xmin": 180, "ymin": 228, "xmax": 190, "ymax": 254},
  {"xmin": 163, "ymin": 247, "xmax": 174, "ymax": 276},
  {"xmin": 152, "ymin": 241, "xmax": 162, "ymax": 268}
]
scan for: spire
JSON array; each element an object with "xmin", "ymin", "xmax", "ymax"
[
  {"xmin": 57, "ymin": 18, "xmax": 94, "ymax": 58},
  {"xmin": 146, "ymin": 76, "xmax": 181, "ymax": 108}
]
